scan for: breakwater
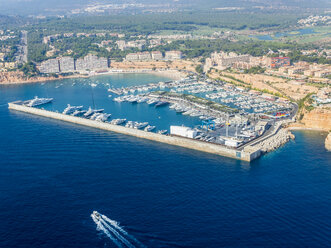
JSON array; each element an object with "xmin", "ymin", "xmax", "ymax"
[{"xmin": 8, "ymin": 102, "xmax": 261, "ymax": 162}]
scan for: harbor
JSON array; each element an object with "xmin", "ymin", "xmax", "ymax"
[
  {"xmin": 6, "ymin": 73, "xmax": 296, "ymax": 162},
  {"xmin": 8, "ymin": 100, "xmax": 262, "ymax": 162}
]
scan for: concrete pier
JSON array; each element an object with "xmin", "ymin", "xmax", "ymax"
[{"xmin": 8, "ymin": 102, "xmax": 262, "ymax": 162}]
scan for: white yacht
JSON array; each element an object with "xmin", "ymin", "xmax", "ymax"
[
  {"xmin": 26, "ymin": 96, "xmax": 53, "ymax": 107},
  {"xmin": 95, "ymin": 113, "xmax": 111, "ymax": 122},
  {"xmin": 134, "ymin": 122, "xmax": 148, "ymax": 129},
  {"xmin": 110, "ymin": 119, "xmax": 126, "ymax": 125},
  {"xmin": 62, "ymin": 104, "xmax": 83, "ymax": 115},
  {"xmin": 83, "ymin": 107, "xmax": 104, "ymax": 117},
  {"xmin": 71, "ymin": 110, "xmax": 86, "ymax": 116}
]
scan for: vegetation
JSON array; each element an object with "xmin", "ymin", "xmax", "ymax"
[
  {"xmin": 286, "ymin": 50, "xmax": 331, "ymax": 65},
  {"xmin": 195, "ymin": 64, "xmax": 203, "ymax": 74},
  {"xmin": 244, "ymin": 66, "xmax": 266, "ymax": 74},
  {"xmin": 18, "ymin": 62, "xmax": 39, "ymax": 77},
  {"xmin": 27, "ymin": 31, "xmax": 48, "ymax": 62}
]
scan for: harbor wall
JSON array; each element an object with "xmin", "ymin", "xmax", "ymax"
[{"xmin": 8, "ymin": 102, "xmax": 261, "ymax": 162}]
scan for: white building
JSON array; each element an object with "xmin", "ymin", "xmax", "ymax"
[
  {"xmin": 165, "ymin": 51, "xmax": 182, "ymax": 61},
  {"xmin": 151, "ymin": 51, "xmax": 163, "ymax": 60},
  {"xmin": 59, "ymin": 56, "xmax": 75, "ymax": 73},
  {"xmin": 170, "ymin": 126, "xmax": 197, "ymax": 139}
]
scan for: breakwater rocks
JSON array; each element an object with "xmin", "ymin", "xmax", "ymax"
[
  {"xmin": 255, "ymin": 129, "xmax": 294, "ymax": 153},
  {"xmin": 325, "ymin": 133, "xmax": 331, "ymax": 151}
]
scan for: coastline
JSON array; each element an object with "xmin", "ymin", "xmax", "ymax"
[{"xmin": 0, "ymin": 69, "xmax": 184, "ymax": 85}]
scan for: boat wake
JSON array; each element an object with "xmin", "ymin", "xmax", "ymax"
[{"xmin": 91, "ymin": 211, "xmax": 145, "ymax": 248}]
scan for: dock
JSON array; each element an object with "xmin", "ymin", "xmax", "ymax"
[{"xmin": 8, "ymin": 101, "xmax": 262, "ymax": 162}]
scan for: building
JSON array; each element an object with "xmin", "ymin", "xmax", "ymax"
[
  {"xmin": 165, "ymin": 51, "xmax": 182, "ymax": 61},
  {"xmin": 39, "ymin": 54, "xmax": 109, "ymax": 74},
  {"xmin": 270, "ymin": 57, "xmax": 290, "ymax": 68},
  {"xmin": 151, "ymin": 51, "xmax": 163, "ymax": 60},
  {"xmin": 287, "ymin": 67, "xmax": 304, "ymax": 75},
  {"xmin": 314, "ymin": 70, "xmax": 330, "ymax": 78},
  {"xmin": 116, "ymin": 40, "xmax": 127, "ymax": 51},
  {"xmin": 138, "ymin": 52, "xmax": 151, "ymax": 61},
  {"xmin": 126, "ymin": 53, "xmax": 140, "ymax": 61},
  {"xmin": 170, "ymin": 126, "xmax": 197, "ymax": 139},
  {"xmin": 39, "ymin": 59, "xmax": 60, "ymax": 73},
  {"xmin": 59, "ymin": 56, "xmax": 75, "ymax": 73},
  {"xmin": 204, "ymin": 51, "xmax": 250, "ymax": 72},
  {"xmin": 76, "ymin": 54, "xmax": 108, "ymax": 71}
]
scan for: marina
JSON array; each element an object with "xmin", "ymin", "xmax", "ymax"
[
  {"xmin": 8, "ymin": 100, "xmax": 262, "ymax": 162},
  {"xmin": 6, "ymin": 72, "xmax": 296, "ymax": 162}
]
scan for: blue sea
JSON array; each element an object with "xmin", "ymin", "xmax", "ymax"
[{"xmin": 0, "ymin": 74, "xmax": 330, "ymax": 248}]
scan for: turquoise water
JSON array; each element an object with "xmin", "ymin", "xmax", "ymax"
[
  {"xmin": 255, "ymin": 28, "xmax": 316, "ymax": 40},
  {"xmin": 0, "ymin": 74, "xmax": 330, "ymax": 247}
]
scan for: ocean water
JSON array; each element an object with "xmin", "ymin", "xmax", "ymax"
[{"xmin": 0, "ymin": 74, "xmax": 330, "ymax": 248}]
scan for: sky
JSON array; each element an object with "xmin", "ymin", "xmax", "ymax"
[{"xmin": 0, "ymin": 0, "xmax": 330, "ymax": 16}]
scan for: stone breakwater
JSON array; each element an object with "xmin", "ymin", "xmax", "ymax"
[
  {"xmin": 325, "ymin": 133, "xmax": 331, "ymax": 151},
  {"xmin": 254, "ymin": 128, "xmax": 294, "ymax": 153},
  {"xmin": 8, "ymin": 102, "xmax": 261, "ymax": 162}
]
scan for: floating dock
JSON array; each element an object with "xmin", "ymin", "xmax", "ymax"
[{"xmin": 8, "ymin": 101, "xmax": 262, "ymax": 162}]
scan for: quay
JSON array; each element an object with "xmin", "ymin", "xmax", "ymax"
[{"xmin": 8, "ymin": 101, "xmax": 262, "ymax": 162}]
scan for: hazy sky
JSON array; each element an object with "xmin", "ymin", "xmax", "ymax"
[{"xmin": 0, "ymin": 0, "xmax": 330, "ymax": 16}]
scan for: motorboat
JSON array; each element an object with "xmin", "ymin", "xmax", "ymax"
[{"xmin": 26, "ymin": 96, "xmax": 53, "ymax": 107}]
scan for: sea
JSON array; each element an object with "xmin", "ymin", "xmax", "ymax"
[{"xmin": 0, "ymin": 73, "xmax": 330, "ymax": 248}]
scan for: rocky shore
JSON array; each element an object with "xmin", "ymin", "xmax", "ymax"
[
  {"xmin": 325, "ymin": 132, "xmax": 331, "ymax": 151},
  {"xmin": 254, "ymin": 128, "xmax": 294, "ymax": 153}
]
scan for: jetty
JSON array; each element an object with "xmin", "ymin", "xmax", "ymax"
[{"xmin": 8, "ymin": 101, "xmax": 263, "ymax": 162}]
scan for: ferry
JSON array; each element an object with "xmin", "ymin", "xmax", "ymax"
[{"xmin": 26, "ymin": 96, "xmax": 53, "ymax": 107}]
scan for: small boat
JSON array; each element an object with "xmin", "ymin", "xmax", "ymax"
[
  {"xmin": 91, "ymin": 211, "xmax": 101, "ymax": 221},
  {"xmin": 144, "ymin": 125, "xmax": 156, "ymax": 132},
  {"xmin": 158, "ymin": 130, "xmax": 167, "ymax": 135}
]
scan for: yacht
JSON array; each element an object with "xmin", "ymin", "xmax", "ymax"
[
  {"xmin": 147, "ymin": 99, "xmax": 158, "ymax": 105},
  {"xmin": 155, "ymin": 101, "xmax": 169, "ymax": 107},
  {"xmin": 110, "ymin": 119, "xmax": 126, "ymax": 125},
  {"xmin": 26, "ymin": 96, "xmax": 53, "ymax": 107},
  {"xmin": 83, "ymin": 107, "xmax": 104, "ymax": 117},
  {"xmin": 71, "ymin": 110, "xmax": 86, "ymax": 116},
  {"xmin": 134, "ymin": 122, "xmax": 148, "ymax": 129},
  {"xmin": 95, "ymin": 113, "xmax": 111, "ymax": 122},
  {"xmin": 62, "ymin": 104, "xmax": 83, "ymax": 115}
]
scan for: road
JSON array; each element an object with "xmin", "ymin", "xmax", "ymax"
[{"xmin": 16, "ymin": 30, "xmax": 28, "ymax": 64}]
